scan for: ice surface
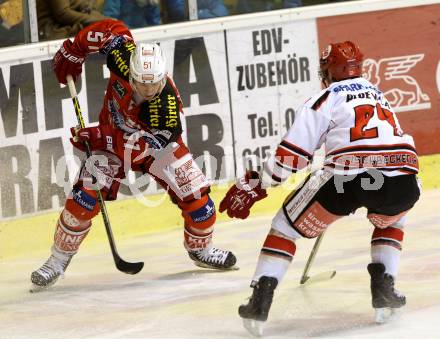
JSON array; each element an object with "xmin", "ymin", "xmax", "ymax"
[{"xmin": 1, "ymin": 191, "xmax": 439, "ymax": 338}]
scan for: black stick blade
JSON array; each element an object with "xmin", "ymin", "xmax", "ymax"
[
  {"xmin": 300, "ymin": 270, "xmax": 336, "ymax": 285},
  {"xmin": 116, "ymin": 259, "xmax": 144, "ymax": 275},
  {"xmin": 300, "ymin": 275, "xmax": 310, "ymax": 285}
]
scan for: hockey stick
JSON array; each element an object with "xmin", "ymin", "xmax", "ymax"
[
  {"xmin": 300, "ymin": 231, "xmax": 336, "ymax": 284},
  {"xmin": 66, "ymin": 75, "xmax": 144, "ymax": 275}
]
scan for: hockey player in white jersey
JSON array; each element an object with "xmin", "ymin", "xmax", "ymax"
[{"xmin": 219, "ymin": 41, "xmax": 420, "ymax": 335}]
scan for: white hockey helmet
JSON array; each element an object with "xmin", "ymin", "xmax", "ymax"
[{"xmin": 129, "ymin": 43, "xmax": 167, "ymax": 100}]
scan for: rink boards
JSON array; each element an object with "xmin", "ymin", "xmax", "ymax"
[{"xmin": 0, "ymin": 0, "xmax": 439, "ymax": 220}]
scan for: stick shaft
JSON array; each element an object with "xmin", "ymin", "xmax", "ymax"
[
  {"xmin": 300, "ymin": 231, "xmax": 326, "ymax": 284},
  {"xmin": 65, "ymin": 75, "xmax": 143, "ymax": 274},
  {"xmin": 66, "ymin": 76, "xmax": 118, "ymax": 255}
]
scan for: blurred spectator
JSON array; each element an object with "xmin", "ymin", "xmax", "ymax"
[
  {"xmin": 0, "ymin": 0, "xmax": 25, "ymax": 47},
  {"xmin": 103, "ymin": 0, "xmax": 160, "ymax": 28},
  {"xmin": 95, "ymin": 0, "xmax": 106, "ymax": 11},
  {"xmin": 165, "ymin": 0, "xmax": 229, "ymax": 23},
  {"xmin": 236, "ymin": 0, "xmax": 302, "ymax": 14},
  {"xmin": 196, "ymin": 0, "xmax": 229, "ymax": 19},
  {"xmin": 37, "ymin": 0, "xmax": 109, "ymax": 41}
]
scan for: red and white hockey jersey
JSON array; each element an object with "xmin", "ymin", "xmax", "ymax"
[
  {"xmin": 262, "ymin": 77, "xmax": 418, "ymax": 187},
  {"xmin": 66, "ymin": 20, "xmax": 185, "ymax": 165}
]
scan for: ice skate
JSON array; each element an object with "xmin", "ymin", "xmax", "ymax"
[
  {"xmin": 367, "ymin": 263, "xmax": 406, "ymax": 323},
  {"xmin": 239, "ymin": 276, "xmax": 278, "ymax": 337},
  {"xmin": 188, "ymin": 246, "xmax": 238, "ymax": 270},
  {"xmin": 30, "ymin": 247, "xmax": 73, "ymax": 292}
]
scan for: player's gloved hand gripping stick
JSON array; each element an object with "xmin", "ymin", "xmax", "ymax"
[{"xmin": 66, "ymin": 74, "xmax": 144, "ymax": 275}]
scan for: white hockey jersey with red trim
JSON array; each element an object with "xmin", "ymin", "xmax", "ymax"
[{"xmin": 262, "ymin": 77, "xmax": 418, "ymax": 187}]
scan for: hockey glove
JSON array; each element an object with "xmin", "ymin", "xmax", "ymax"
[
  {"xmin": 70, "ymin": 125, "xmax": 115, "ymax": 152},
  {"xmin": 99, "ymin": 32, "xmax": 133, "ymax": 55},
  {"xmin": 219, "ymin": 171, "xmax": 268, "ymax": 219},
  {"xmin": 53, "ymin": 39, "xmax": 86, "ymax": 85}
]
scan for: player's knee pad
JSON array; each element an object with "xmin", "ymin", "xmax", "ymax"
[
  {"xmin": 261, "ymin": 230, "xmax": 297, "ymax": 262},
  {"xmin": 179, "ymin": 194, "xmax": 216, "ymax": 231},
  {"xmin": 290, "ymin": 201, "xmax": 341, "ymax": 238},
  {"xmin": 292, "ymin": 201, "xmax": 342, "ymax": 238},
  {"xmin": 271, "ymin": 200, "xmax": 341, "ymax": 240},
  {"xmin": 65, "ymin": 186, "xmax": 101, "ymax": 222},
  {"xmin": 367, "ymin": 211, "xmax": 408, "ymax": 229},
  {"xmin": 280, "ymin": 170, "xmax": 340, "ymax": 239},
  {"xmin": 371, "ymin": 226, "xmax": 404, "ymax": 251}
]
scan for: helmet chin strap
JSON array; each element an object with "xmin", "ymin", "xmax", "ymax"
[
  {"xmin": 321, "ymin": 74, "xmax": 333, "ymax": 88},
  {"xmin": 318, "ymin": 69, "xmax": 332, "ymax": 88}
]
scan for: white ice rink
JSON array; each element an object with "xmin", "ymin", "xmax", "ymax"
[{"xmin": 1, "ymin": 190, "xmax": 440, "ymax": 338}]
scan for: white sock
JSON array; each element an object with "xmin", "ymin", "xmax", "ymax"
[
  {"xmin": 371, "ymin": 245, "xmax": 401, "ymax": 278},
  {"xmin": 252, "ymin": 254, "xmax": 290, "ymax": 283}
]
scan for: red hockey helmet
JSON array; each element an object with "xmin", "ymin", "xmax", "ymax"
[{"xmin": 319, "ymin": 41, "xmax": 364, "ymax": 85}]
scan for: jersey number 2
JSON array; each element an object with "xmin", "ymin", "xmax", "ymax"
[{"xmin": 350, "ymin": 103, "xmax": 400, "ymax": 141}]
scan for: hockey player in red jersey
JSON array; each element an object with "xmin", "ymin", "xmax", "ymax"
[
  {"xmin": 31, "ymin": 19, "xmax": 237, "ymax": 289},
  {"xmin": 219, "ymin": 41, "xmax": 420, "ymax": 335}
]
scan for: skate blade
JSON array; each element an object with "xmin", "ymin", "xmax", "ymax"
[
  {"xmin": 242, "ymin": 318, "xmax": 265, "ymax": 337},
  {"xmin": 29, "ymin": 278, "xmax": 59, "ymax": 293},
  {"xmin": 193, "ymin": 261, "xmax": 240, "ymax": 271},
  {"xmin": 374, "ymin": 307, "xmax": 402, "ymax": 324},
  {"xmin": 29, "ymin": 284, "xmax": 52, "ymax": 293}
]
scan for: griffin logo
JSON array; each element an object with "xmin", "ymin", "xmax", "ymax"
[{"xmin": 363, "ymin": 54, "xmax": 430, "ymax": 112}]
